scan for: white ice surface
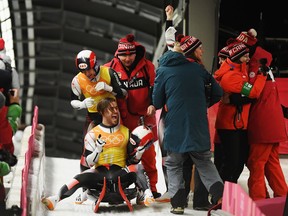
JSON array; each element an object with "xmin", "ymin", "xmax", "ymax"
[{"xmin": 40, "ymin": 142, "xmax": 288, "ymax": 216}]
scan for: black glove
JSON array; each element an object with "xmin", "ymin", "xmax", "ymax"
[
  {"xmin": 258, "ymin": 58, "xmax": 269, "ymax": 76},
  {"xmin": 0, "ymin": 149, "xmax": 18, "ymax": 167},
  {"xmin": 229, "ymin": 93, "xmax": 256, "ymax": 106}
]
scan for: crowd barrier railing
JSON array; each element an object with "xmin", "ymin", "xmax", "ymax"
[{"xmin": 6, "ymin": 106, "xmax": 46, "ymax": 216}]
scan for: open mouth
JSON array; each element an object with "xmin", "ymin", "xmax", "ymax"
[{"xmin": 111, "ymin": 114, "xmax": 118, "ymax": 120}]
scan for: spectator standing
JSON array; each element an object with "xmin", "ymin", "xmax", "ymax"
[
  {"xmin": 0, "ymin": 56, "xmax": 20, "ymax": 214},
  {"xmin": 178, "ymin": 34, "xmax": 216, "ymax": 210},
  {"xmin": 0, "ymin": 38, "xmax": 21, "ymax": 106},
  {"xmin": 0, "ymin": 38, "xmax": 22, "ymax": 137},
  {"xmin": 236, "ymin": 29, "xmax": 288, "ymax": 200},
  {"xmin": 214, "ymin": 42, "xmax": 266, "ymax": 183},
  {"xmin": 104, "ymin": 34, "xmax": 160, "ymax": 198},
  {"xmin": 163, "ymin": 6, "xmax": 219, "ymax": 209},
  {"xmin": 0, "ymin": 60, "xmax": 22, "ymax": 155},
  {"xmin": 153, "ymin": 43, "xmax": 224, "ymax": 214}
]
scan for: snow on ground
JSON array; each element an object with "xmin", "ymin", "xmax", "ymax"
[
  {"xmin": 40, "ymin": 143, "xmax": 288, "ymax": 216},
  {"xmin": 42, "ymin": 156, "xmax": 208, "ymax": 216}
]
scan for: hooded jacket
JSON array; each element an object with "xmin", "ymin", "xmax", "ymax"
[
  {"xmin": 247, "ymin": 46, "xmax": 288, "ymax": 143},
  {"xmin": 153, "ymin": 51, "xmax": 223, "ymax": 153}
]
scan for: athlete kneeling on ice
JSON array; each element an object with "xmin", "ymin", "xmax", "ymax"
[{"xmin": 42, "ymin": 97, "xmax": 155, "ymax": 212}]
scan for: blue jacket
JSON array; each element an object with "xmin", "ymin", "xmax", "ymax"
[{"xmin": 153, "ymin": 51, "xmax": 223, "ymax": 153}]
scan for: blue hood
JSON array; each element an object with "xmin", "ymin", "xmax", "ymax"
[{"xmin": 158, "ymin": 50, "xmax": 189, "ymax": 67}]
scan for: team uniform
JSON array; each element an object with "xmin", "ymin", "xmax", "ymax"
[
  {"xmin": 41, "ymin": 123, "xmax": 156, "ymax": 212},
  {"xmin": 71, "ymin": 50, "xmax": 127, "ymax": 171},
  {"xmin": 83, "ymin": 123, "xmax": 130, "ymax": 168},
  {"xmin": 214, "ymin": 47, "xmax": 266, "ymax": 183},
  {"xmin": 71, "ymin": 66, "xmax": 126, "ymax": 129}
]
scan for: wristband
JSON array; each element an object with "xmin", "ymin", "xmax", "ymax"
[{"xmin": 240, "ymin": 82, "xmax": 252, "ymax": 97}]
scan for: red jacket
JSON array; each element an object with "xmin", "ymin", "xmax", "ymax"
[
  {"xmin": 214, "ymin": 58, "xmax": 266, "ymax": 130},
  {"xmin": 247, "ymin": 46, "xmax": 288, "ymax": 143},
  {"xmin": 0, "ymin": 106, "xmax": 13, "ymax": 153},
  {"xmin": 104, "ymin": 44, "xmax": 155, "ymax": 117},
  {"xmin": 248, "ymin": 81, "xmax": 288, "ymax": 143}
]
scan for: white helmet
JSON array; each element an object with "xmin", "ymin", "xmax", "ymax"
[{"xmin": 130, "ymin": 125, "xmax": 154, "ymax": 149}]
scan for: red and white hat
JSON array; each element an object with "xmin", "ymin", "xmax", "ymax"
[
  {"xmin": 236, "ymin": 28, "xmax": 257, "ymax": 47},
  {"xmin": 116, "ymin": 34, "xmax": 136, "ymax": 55},
  {"xmin": 228, "ymin": 43, "xmax": 249, "ymax": 62},
  {"xmin": 178, "ymin": 34, "xmax": 202, "ymax": 56},
  {"xmin": 218, "ymin": 46, "xmax": 230, "ymax": 59}
]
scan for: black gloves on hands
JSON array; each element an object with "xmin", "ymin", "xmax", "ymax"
[
  {"xmin": 0, "ymin": 149, "xmax": 18, "ymax": 167},
  {"xmin": 258, "ymin": 58, "xmax": 270, "ymax": 76},
  {"xmin": 229, "ymin": 93, "xmax": 256, "ymax": 106}
]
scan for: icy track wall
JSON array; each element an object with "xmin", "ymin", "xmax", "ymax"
[{"xmin": 6, "ymin": 106, "xmax": 46, "ymax": 216}]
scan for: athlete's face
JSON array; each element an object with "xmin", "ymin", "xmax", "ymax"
[
  {"xmin": 102, "ymin": 101, "xmax": 119, "ymax": 126},
  {"xmin": 118, "ymin": 54, "xmax": 136, "ymax": 68},
  {"xmin": 83, "ymin": 68, "xmax": 96, "ymax": 81}
]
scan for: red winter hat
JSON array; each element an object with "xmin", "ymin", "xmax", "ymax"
[
  {"xmin": 117, "ymin": 34, "xmax": 136, "ymax": 56},
  {"xmin": 218, "ymin": 46, "xmax": 230, "ymax": 59},
  {"xmin": 236, "ymin": 28, "xmax": 257, "ymax": 47},
  {"xmin": 228, "ymin": 43, "xmax": 249, "ymax": 62},
  {"xmin": 178, "ymin": 34, "xmax": 202, "ymax": 56},
  {"xmin": 0, "ymin": 38, "xmax": 5, "ymax": 51}
]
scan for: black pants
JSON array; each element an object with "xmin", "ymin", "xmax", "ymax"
[
  {"xmin": 183, "ymin": 157, "xmax": 210, "ymax": 207},
  {"xmin": 59, "ymin": 165, "xmax": 136, "ymax": 200},
  {"xmin": 216, "ymin": 129, "xmax": 249, "ymax": 183}
]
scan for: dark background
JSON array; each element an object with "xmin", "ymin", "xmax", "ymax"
[
  {"xmin": 219, "ymin": 0, "xmax": 288, "ymax": 71},
  {"xmin": 220, "ymin": 0, "xmax": 288, "ymax": 38}
]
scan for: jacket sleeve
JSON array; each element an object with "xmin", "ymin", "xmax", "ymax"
[
  {"xmin": 208, "ymin": 74, "xmax": 223, "ymax": 108},
  {"xmin": 221, "ymin": 72, "xmax": 266, "ymax": 99},
  {"xmin": 0, "ymin": 161, "xmax": 11, "ymax": 178},
  {"xmin": 152, "ymin": 69, "xmax": 166, "ymax": 110},
  {"xmin": 146, "ymin": 60, "xmax": 156, "ymax": 87},
  {"xmin": 145, "ymin": 60, "xmax": 156, "ymax": 105},
  {"xmin": 109, "ymin": 68, "xmax": 127, "ymax": 98}
]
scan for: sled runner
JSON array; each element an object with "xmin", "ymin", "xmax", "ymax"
[{"xmin": 91, "ymin": 167, "xmax": 137, "ymax": 213}]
